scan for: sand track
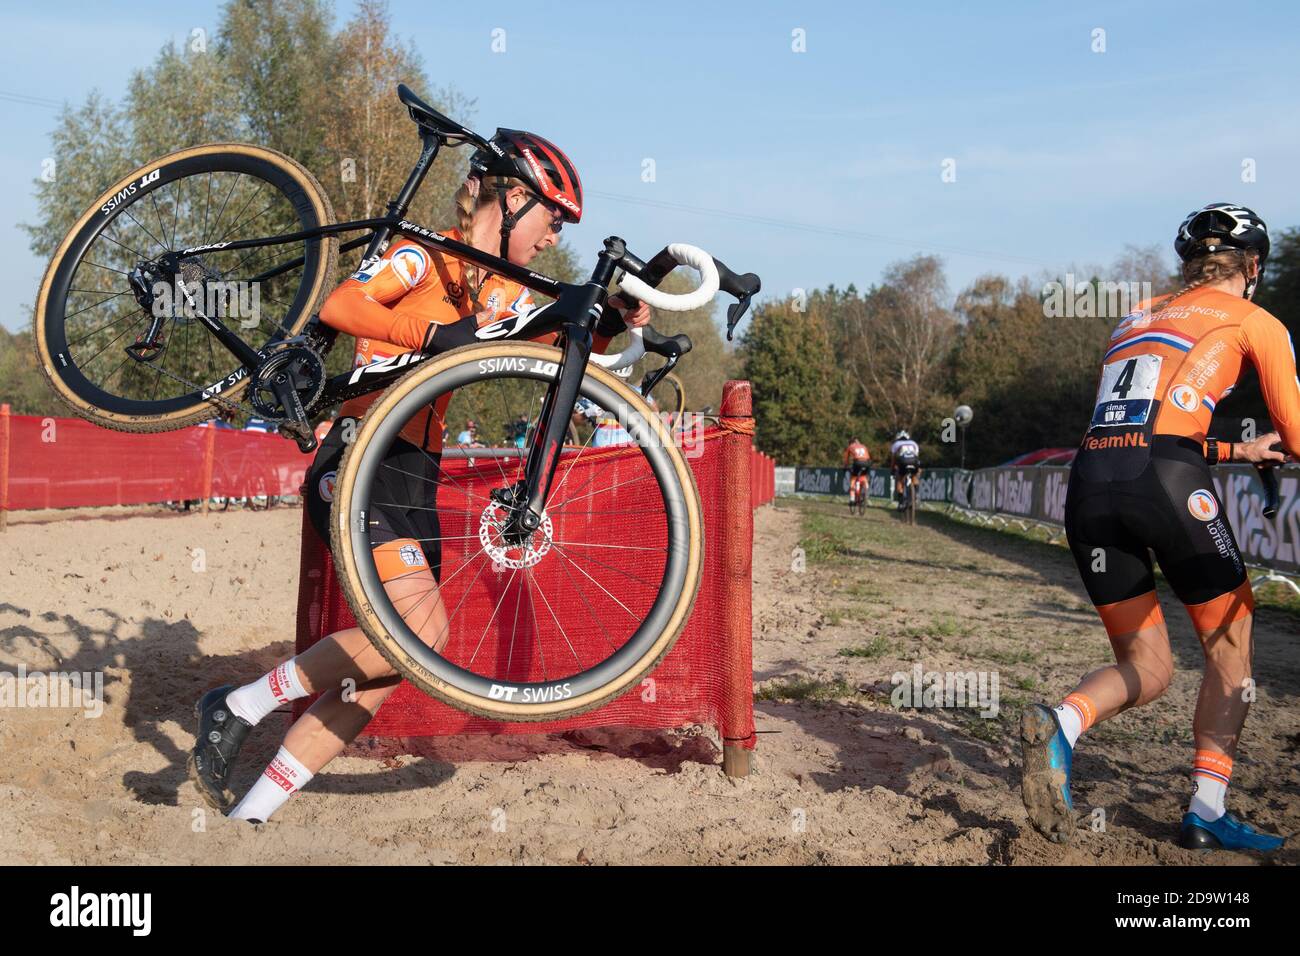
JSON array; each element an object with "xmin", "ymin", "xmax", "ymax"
[{"xmin": 1, "ymin": 499, "xmax": 1295, "ymax": 864}]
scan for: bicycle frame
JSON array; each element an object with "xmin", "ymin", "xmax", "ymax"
[{"xmin": 153, "ymin": 127, "xmax": 652, "ymax": 539}]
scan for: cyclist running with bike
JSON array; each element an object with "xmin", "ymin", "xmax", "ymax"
[
  {"xmin": 844, "ymin": 437, "xmax": 871, "ymax": 508},
  {"xmin": 189, "ymin": 128, "xmax": 649, "ymax": 823},
  {"xmin": 1021, "ymin": 203, "xmax": 1294, "ymax": 851},
  {"xmin": 889, "ymin": 430, "xmax": 921, "ymax": 510}
]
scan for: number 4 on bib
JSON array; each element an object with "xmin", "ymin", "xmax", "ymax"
[{"xmin": 1090, "ymin": 354, "xmax": 1162, "ymax": 428}]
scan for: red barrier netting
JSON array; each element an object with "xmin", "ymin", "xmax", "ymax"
[
  {"xmin": 0, "ymin": 411, "xmax": 312, "ymax": 510},
  {"xmin": 293, "ymin": 381, "xmax": 757, "ymax": 750}
]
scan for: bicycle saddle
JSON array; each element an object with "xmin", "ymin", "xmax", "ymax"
[{"xmin": 397, "ymin": 84, "xmax": 482, "ymax": 146}]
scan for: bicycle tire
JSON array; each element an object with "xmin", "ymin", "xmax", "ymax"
[
  {"xmin": 34, "ymin": 143, "xmax": 337, "ymax": 432},
  {"xmin": 331, "ymin": 342, "xmax": 704, "ymax": 721}
]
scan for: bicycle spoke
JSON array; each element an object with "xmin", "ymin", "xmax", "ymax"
[
  {"xmin": 205, "ymin": 174, "xmax": 242, "ymax": 246},
  {"xmin": 549, "ymin": 540, "xmax": 667, "ymax": 553},
  {"xmin": 504, "ymin": 571, "xmax": 527, "ymax": 678},
  {"xmin": 77, "ymin": 312, "xmax": 143, "ymax": 369},
  {"xmin": 548, "ymin": 547, "xmax": 620, "ymax": 659},
  {"xmin": 422, "ymin": 550, "xmax": 497, "ymax": 656},
  {"xmin": 547, "ymin": 542, "xmax": 643, "ymax": 622},
  {"xmin": 120, "ymin": 206, "xmax": 169, "ymax": 257},
  {"xmin": 522, "ymin": 570, "xmax": 551, "ymax": 680},
  {"xmin": 65, "ymin": 304, "xmax": 141, "ymax": 347},
  {"xmin": 97, "ymin": 227, "xmax": 151, "ymax": 262},
  {"xmin": 526, "ymin": 566, "xmax": 589, "ymax": 671},
  {"xmin": 200, "ymin": 172, "xmax": 214, "ymax": 243},
  {"xmin": 548, "ymin": 469, "xmax": 658, "ymax": 513},
  {"xmin": 381, "ymin": 457, "xmax": 496, "ymax": 511},
  {"xmin": 466, "ymin": 565, "xmax": 521, "ymax": 668},
  {"xmin": 551, "ymin": 540, "xmax": 663, "ymax": 592}
]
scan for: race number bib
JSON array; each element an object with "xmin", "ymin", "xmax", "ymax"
[{"xmin": 1090, "ymin": 354, "xmax": 1162, "ymax": 428}]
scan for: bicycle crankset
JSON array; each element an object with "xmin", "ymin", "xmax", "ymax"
[{"xmin": 248, "ymin": 344, "xmax": 326, "ymax": 450}]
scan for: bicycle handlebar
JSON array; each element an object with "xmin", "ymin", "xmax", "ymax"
[
  {"xmin": 587, "ymin": 240, "xmax": 756, "ymax": 371},
  {"xmin": 617, "ymin": 243, "xmax": 719, "ymax": 311}
]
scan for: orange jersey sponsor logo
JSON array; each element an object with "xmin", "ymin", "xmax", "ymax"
[
  {"xmin": 1083, "ymin": 431, "xmax": 1149, "ymax": 451},
  {"xmin": 1186, "ymin": 489, "xmax": 1219, "ymax": 522}
]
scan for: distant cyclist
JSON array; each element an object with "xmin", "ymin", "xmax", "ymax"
[
  {"xmin": 1021, "ymin": 203, "xmax": 1294, "ymax": 851},
  {"xmin": 889, "ymin": 431, "xmax": 921, "ymax": 509},
  {"xmin": 844, "ymin": 437, "xmax": 871, "ymax": 507}
]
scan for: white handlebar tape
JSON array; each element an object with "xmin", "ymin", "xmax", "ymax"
[
  {"xmin": 588, "ymin": 326, "xmax": 645, "ymax": 371},
  {"xmin": 616, "ymin": 243, "xmax": 720, "ymax": 312}
]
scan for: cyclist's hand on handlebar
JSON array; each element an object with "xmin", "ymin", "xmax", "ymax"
[
  {"xmin": 1236, "ymin": 431, "xmax": 1288, "ymax": 465},
  {"xmin": 608, "ymin": 294, "xmax": 651, "ymax": 329}
]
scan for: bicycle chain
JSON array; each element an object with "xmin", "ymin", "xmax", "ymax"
[
  {"xmin": 136, "ymin": 336, "xmax": 327, "ymax": 426},
  {"xmin": 146, "ymin": 360, "xmax": 258, "ymax": 420}
]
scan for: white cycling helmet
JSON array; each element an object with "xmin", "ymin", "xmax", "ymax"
[{"xmin": 895, "ymin": 430, "xmax": 910, "ymax": 441}]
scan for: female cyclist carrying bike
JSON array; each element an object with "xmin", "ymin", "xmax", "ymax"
[
  {"xmin": 1021, "ymin": 203, "xmax": 1294, "ymax": 851},
  {"xmin": 189, "ymin": 129, "xmax": 649, "ymax": 822}
]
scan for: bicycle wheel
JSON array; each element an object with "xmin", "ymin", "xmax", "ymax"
[
  {"xmin": 34, "ymin": 144, "xmax": 337, "ymax": 432},
  {"xmin": 331, "ymin": 342, "xmax": 704, "ymax": 720}
]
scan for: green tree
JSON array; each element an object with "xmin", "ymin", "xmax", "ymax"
[
  {"xmin": 0, "ymin": 329, "xmax": 53, "ymax": 414},
  {"xmin": 740, "ymin": 300, "xmax": 851, "ymax": 464}
]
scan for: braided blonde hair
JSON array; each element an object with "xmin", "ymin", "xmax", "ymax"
[
  {"xmin": 451, "ymin": 173, "xmax": 532, "ymax": 311},
  {"xmin": 1150, "ymin": 248, "xmax": 1256, "ymax": 315}
]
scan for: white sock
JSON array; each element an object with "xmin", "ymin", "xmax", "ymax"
[
  {"xmin": 1053, "ymin": 703, "xmax": 1084, "ymax": 749},
  {"xmin": 228, "ymin": 746, "xmax": 314, "ymax": 823},
  {"xmin": 1188, "ymin": 750, "xmax": 1232, "ymax": 822},
  {"xmin": 1189, "ymin": 777, "xmax": 1228, "ymax": 822},
  {"xmin": 226, "ymin": 660, "xmax": 309, "ymax": 726}
]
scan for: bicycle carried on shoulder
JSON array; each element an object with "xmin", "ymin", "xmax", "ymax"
[{"xmin": 34, "ymin": 84, "xmax": 760, "ymax": 720}]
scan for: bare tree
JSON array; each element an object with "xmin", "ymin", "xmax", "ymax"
[{"xmin": 840, "ymin": 255, "xmax": 956, "ymax": 431}]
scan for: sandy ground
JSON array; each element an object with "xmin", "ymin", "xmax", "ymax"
[{"xmin": 1, "ymin": 497, "xmax": 1297, "ymax": 865}]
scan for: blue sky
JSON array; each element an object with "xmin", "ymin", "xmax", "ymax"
[{"xmin": 2, "ymin": 0, "xmax": 1298, "ymax": 333}]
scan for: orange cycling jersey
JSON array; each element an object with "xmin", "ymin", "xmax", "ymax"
[
  {"xmin": 843, "ymin": 441, "xmax": 870, "ymax": 466},
  {"xmin": 1088, "ymin": 287, "xmax": 1300, "ymax": 456},
  {"xmin": 319, "ymin": 232, "xmax": 613, "ymax": 455},
  {"xmin": 319, "ymin": 229, "xmax": 548, "ymax": 452}
]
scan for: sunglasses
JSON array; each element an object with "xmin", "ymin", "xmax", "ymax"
[{"xmin": 540, "ymin": 200, "xmax": 564, "ymax": 233}]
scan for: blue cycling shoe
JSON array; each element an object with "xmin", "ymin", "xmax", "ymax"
[
  {"xmin": 1179, "ymin": 812, "xmax": 1285, "ymax": 852},
  {"xmin": 1020, "ymin": 703, "xmax": 1075, "ymax": 843}
]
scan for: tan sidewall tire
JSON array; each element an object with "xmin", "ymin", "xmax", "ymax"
[
  {"xmin": 33, "ymin": 143, "xmax": 337, "ymax": 433},
  {"xmin": 330, "ymin": 342, "xmax": 704, "ymax": 720}
]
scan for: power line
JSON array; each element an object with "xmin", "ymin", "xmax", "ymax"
[
  {"xmin": 587, "ymin": 188, "xmax": 1053, "ymax": 270},
  {"xmin": 0, "ymin": 89, "xmax": 64, "ymax": 110}
]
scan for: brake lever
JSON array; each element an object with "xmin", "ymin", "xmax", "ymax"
[
  {"xmin": 638, "ymin": 327, "xmax": 692, "ymax": 396},
  {"xmin": 712, "ymin": 258, "xmax": 760, "ymax": 340},
  {"xmin": 1253, "ymin": 440, "xmax": 1285, "ymax": 518}
]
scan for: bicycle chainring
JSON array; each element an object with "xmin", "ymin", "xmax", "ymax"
[{"xmin": 248, "ymin": 344, "xmax": 326, "ymax": 421}]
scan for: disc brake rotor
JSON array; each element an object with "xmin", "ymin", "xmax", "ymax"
[{"xmin": 478, "ymin": 500, "xmax": 553, "ymax": 570}]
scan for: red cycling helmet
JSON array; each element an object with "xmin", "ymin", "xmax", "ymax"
[{"xmin": 469, "ymin": 129, "xmax": 582, "ymax": 259}]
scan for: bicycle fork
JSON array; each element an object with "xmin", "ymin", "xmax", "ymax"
[{"xmin": 495, "ymin": 288, "xmax": 612, "ymax": 545}]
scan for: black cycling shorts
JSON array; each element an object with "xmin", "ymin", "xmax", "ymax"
[
  {"xmin": 849, "ymin": 461, "xmax": 870, "ymax": 477},
  {"xmin": 1065, "ymin": 433, "xmax": 1243, "ymax": 608},
  {"xmin": 305, "ymin": 418, "xmax": 443, "ymax": 581}
]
